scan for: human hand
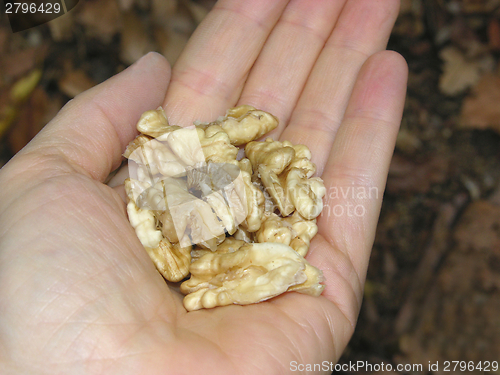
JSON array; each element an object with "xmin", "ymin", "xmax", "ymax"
[{"xmin": 0, "ymin": 1, "xmax": 407, "ymax": 374}]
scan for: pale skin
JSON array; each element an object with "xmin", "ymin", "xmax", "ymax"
[{"xmin": 0, "ymin": 0, "xmax": 407, "ymax": 374}]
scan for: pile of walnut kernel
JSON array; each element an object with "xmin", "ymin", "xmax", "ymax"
[{"xmin": 124, "ymin": 105, "xmax": 326, "ymax": 311}]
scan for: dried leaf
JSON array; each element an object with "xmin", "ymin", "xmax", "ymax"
[
  {"xmin": 166, "ymin": 5, "xmax": 196, "ymax": 35},
  {"xmin": 399, "ymin": 0, "xmax": 414, "ymax": 14},
  {"xmin": 399, "ymin": 199, "xmax": 500, "ymax": 366},
  {"xmin": 152, "ymin": 0, "xmax": 178, "ymax": 25},
  {"xmin": 438, "ymin": 46, "xmax": 492, "ymax": 96},
  {"xmin": 120, "ymin": 12, "xmax": 154, "ymax": 65},
  {"xmin": 10, "ymin": 69, "xmax": 42, "ymax": 103},
  {"xmin": 184, "ymin": 0, "xmax": 209, "ymax": 24},
  {"xmin": 58, "ymin": 70, "xmax": 96, "ymax": 98},
  {"xmin": 387, "ymin": 154, "xmax": 449, "ymax": 194},
  {"xmin": 395, "ymin": 128, "xmax": 422, "ymax": 154},
  {"xmin": 461, "ymin": 0, "xmax": 500, "ymax": 13},
  {"xmin": 0, "ymin": 105, "xmax": 18, "ymax": 140},
  {"xmin": 8, "ymin": 87, "xmax": 62, "ymax": 153},
  {"xmin": 48, "ymin": 13, "xmax": 74, "ymax": 42},
  {"xmin": 392, "ymin": 0, "xmax": 424, "ymax": 37},
  {"xmin": 488, "ymin": 17, "xmax": 500, "ymax": 51},
  {"xmin": 1, "ymin": 70, "xmax": 48, "ymax": 140},
  {"xmin": 117, "ymin": 0, "xmax": 135, "ymax": 11},
  {"xmin": 154, "ymin": 5, "xmax": 195, "ymax": 65},
  {"xmin": 454, "ymin": 200, "xmax": 500, "ymax": 252},
  {"xmin": 75, "ymin": 0, "xmax": 122, "ymax": 43},
  {"xmin": 191, "ymin": 0, "xmax": 217, "ymax": 12},
  {"xmin": 154, "ymin": 27, "xmax": 189, "ymax": 65},
  {"xmin": 460, "ymin": 73, "xmax": 500, "ymax": 133},
  {"xmin": 0, "ymin": 26, "xmax": 8, "ymax": 55},
  {"xmin": 0, "ymin": 46, "xmax": 47, "ymax": 82}
]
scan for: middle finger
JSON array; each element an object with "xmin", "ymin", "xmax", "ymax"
[
  {"xmin": 162, "ymin": 0, "xmax": 290, "ymax": 126},
  {"xmin": 236, "ymin": 0, "xmax": 347, "ymax": 135}
]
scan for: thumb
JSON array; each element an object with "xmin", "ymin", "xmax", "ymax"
[{"xmin": 18, "ymin": 52, "xmax": 170, "ymax": 182}]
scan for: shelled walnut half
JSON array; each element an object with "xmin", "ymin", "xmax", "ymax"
[
  {"xmin": 181, "ymin": 241, "xmax": 325, "ymax": 311},
  {"xmin": 124, "ymin": 105, "xmax": 326, "ymax": 310}
]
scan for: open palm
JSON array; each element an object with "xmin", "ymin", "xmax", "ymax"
[{"xmin": 0, "ymin": 1, "xmax": 407, "ymax": 374}]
